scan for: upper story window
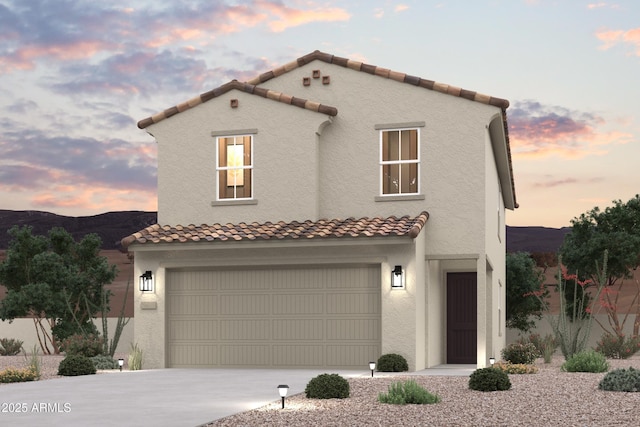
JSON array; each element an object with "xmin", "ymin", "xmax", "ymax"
[
  {"xmin": 380, "ymin": 128, "xmax": 419, "ymax": 195},
  {"xmin": 216, "ymin": 135, "xmax": 253, "ymax": 200}
]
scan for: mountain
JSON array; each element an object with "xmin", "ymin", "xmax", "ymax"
[
  {"xmin": 0, "ymin": 210, "xmax": 569, "ymax": 252},
  {"xmin": 0, "ymin": 210, "xmax": 157, "ymax": 250}
]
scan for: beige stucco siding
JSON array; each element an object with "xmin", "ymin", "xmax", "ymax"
[{"xmin": 147, "ymin": 89, "xmax": 331, "ymax": 225}]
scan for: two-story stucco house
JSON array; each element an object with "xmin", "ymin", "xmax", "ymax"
[{"xmin": 122, "ymin": 50, "xmax": 517, "ymax": 371}]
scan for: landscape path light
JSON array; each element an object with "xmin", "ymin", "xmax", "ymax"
[
  {"xmin": 369, "ymin": 361, "xmax": 376, "ymax": 377},
  {"xmin": 277, "ymin": 384, "xmax": 289, "ymax": 409},
  {"xmin": 118, "ymin": 358, "xmax": 124, "ymax": 371},
  {"xmin": 489, "ymin": 357, "xmax": 495, "ymax": 366}
]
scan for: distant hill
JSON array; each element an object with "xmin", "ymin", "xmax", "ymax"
[
  {"xmin": 0, "ymin": 210, "xmax": 569, "ymax": 252},
  {"xmin": 0, "ymin": 210, "xmax": 156, "ymax": 250}
]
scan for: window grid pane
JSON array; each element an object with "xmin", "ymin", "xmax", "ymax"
[
  {"xmin": 217, "ymin": 135, "xmax": 253, "ymax": 200},
  {"xmin": 380, "ymin": 129, "xmax": 419, "ymax": 195}
]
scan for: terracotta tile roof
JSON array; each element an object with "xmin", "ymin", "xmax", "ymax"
[
  {"xmin": 137, "ymin": 79, "xmax": 338, "ymax": 129},
  {"xmin": 121, "ymin": 212, "xmax": 429, "ymax": 249}
]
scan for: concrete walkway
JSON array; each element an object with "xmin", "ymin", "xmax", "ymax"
[{"xmin": 0, "ymin": 366, "xmax": 473, "ymax": 427}]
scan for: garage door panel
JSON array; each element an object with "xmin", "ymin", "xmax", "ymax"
[
  {"xmin": 168, "ymin": 295, "xmax": 218, "ymax": 316},
  {"xmin": 220, "ymin": 294, "xmax": 270, "ymax": 315},
  {"xmin": 220, "ymin": 345, "xmax": 270, "ymax": 366},
  {"xmin": 272, "ymin": 345, "xmax": 324, "ymax": 367},
  {"xmin": 168, "ymin": 319, "xmax": 218, "ymax": 341},
  {"xmin": 326, "ymin": 293, "xmax": 380, "ymax": 314},
  {"xmin": 220, "ymin": 320, "xmax": 270, "ymax": 340},
  {"xmin": 326, "ymin": 319, "xmax": 380, "ymax": 340},
  {"xmin": 272, "ymin": 319, "xmax": 324, "ymax": 340},
  {"xmin": 272, "ymin": 294, "xmax": 324, "ymax": 314},
  {"xmin": 326, "ymin": 345, "xmax": 380, "ymax": 366},
  {"xmin": 167, "ymin": 265, "xmax": 381, "ymax": 368}
]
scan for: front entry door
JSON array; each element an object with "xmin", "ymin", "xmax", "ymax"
[{"xmin": 446, "ymin": 272, "xmax": 477, "ymax": 364}]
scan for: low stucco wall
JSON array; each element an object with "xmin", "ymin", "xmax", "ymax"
[{"xmin": 0, "ymin": 318, "xmax": 134, "ymax": 354}]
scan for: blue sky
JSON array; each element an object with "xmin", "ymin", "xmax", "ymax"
[{"xmin": 0, "ymin": 0, "xmax": 638, "ymax": 227}]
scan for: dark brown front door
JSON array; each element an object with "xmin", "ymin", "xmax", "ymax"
[{"xmin": 447, "ymin": 272, "xmax": 477, "ymax": 364}]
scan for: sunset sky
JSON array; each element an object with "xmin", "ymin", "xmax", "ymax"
[{"xmin": 1, "ymin": 0, "xmax": 638, "ymax": 228}]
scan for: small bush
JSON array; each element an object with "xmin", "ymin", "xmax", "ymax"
[
  {"xmin": 128, "ymin": 343, "xmax": 143, "ymax": 371},
  {"xmin": 501, "ymin": 342, "xmax": 538, "ymax": 365},
  {"xmin": 469, "ymin": 367, "xmax": 511, "ymax": 392},
  {"xmin": 378, "ymin": 379, "xmax": 440, "ymax": 405},
  {"xmin": 0, "ymin": 338, "xmax": 24, "ymax": 356},
  {"xmin": 493, "ymin": 362, "xmax": 538, "ymax": 374},
  {"xmin": 561, "ymin": 349, "xmax": 609, "ymax": 373},
  {"xmin": 57, "ymin": 354, "xmax": 97, "ymax": 376},
  {"xmin": 91, "ymin": 355, "xmax": 119, "ymax": 370},
  {"xmin": 305, "ymin": 373, "xmax": 350, "ymax": 399},
  {"xmin": 59, "ymin": 334, "xmax": 103, "ymax": 357},
  {"xmin": 599, "ymin": 367, "xmax": 640, "ymax": 392},
  {"xmin": 24, "ymin": 344, "xmax": 41, "ymax": 379},
  {"xmin": 595, "ymin": 333, "xmax": 640, "ymax": 359},
  {"xmin": 526, "ymin": 333, "xmax": 558, "ymax": 363},
  {"xmin": 0, "ymin": 367, "xmax": 38, "ymax": 383},
  {"xmin": 377, "ymin": 353, "xmax": 409, "ymax": 372}
]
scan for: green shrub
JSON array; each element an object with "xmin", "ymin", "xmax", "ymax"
[
  {"xmin": 91, "ymin": 355, "xmax": 119, "ymax": 370},
  {"xmin": 377, "ymin": 353, "xmax": 409, "ymax": 372},
  {"xmin": 493, "ymin": 361, "xmax": 538, "ymax": 374},
  {"xmin": 24, "ymin": 344, "xmax": 41, "ymax": 379},
  {"xmin": 0, "ymin": 367, "xmax": 38, "ymax": 383},
  {"xmin": 595, "ymin": 333, "xmax": 640, "ymax": 359},
  {"xmin": 598, "ymin": 367, "xmax": 640, "ymax": 392},
  {"xmin": 501, "ymin": 342, "xmax": 538, "ymax": 365},
  {"xmin": 561, "ymin": 349, "xmax": 609, "ymax": 373},
  {"xmin": 525, "ymin": 333, "xmax": 558, "ymax": 363},
  {"xmin": 0, "ymin": 338, "xmax": 24, "ymax": 356},
  {"xmin": 57, "ymin": 355, "xmax": 97, "ymax": 376},
  {"xmin": 305, "ymin": 373, "xmax": 350, "ymax": 399},
  {"xmin": 60, "ymin": 334, "xmax": 103, "ymax": 357},
  {"xmin": 378, "ymin": 379, "xmax": 440, "ymax": 405},
  {"xmin": 469, "ymin": 367, "xmax": 511, "ymax": 392},
  {"xmin": 128, "ymin": 343, "xmax": 143, "ymax": 371}
]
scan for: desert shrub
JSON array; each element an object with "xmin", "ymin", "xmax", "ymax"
[
  {"xmin": 595, "ymin": 333, "xmax": 640, "ymax": 359},
  {"xmin": 60, "ymin": 334, "xmax": 103, "ymax": 357},
  {"xmin": 0, "ymin": 367, "xmax": 38, "ymax": 383},
  {"xmin": 0, "ymin": 338, "xmax": 24, "ymax": 356},
  {"xmin": 561, "ymin": 349, "xmax": 609, "ymax": 373},
  {"xmin": 378, "ymin": 379, "xmax": 440, "ymax": 405},
  {"xmin": 91, "ymin": 355, "xmax": 119, "ymax": 370},
  {"xmin": 526, "ymin": 333, "xmax": 558, "ymax": 363},
  {"xmin": 598, "ymin": 367, "xmax": 640, "ymax": 392},
  {"xmin": 501, "ymin": 342, "xmax": 538, "ymax": 365},
  {"xmin": 305, "ymin": 373, "xmax": 350, "ymax": 399},
  {"xmin": 24, "ymin": 344, "xmax": 41, "ymax": 379},
  {"xmin": 57, "ymin": 354, "xmax": 97, "ymax": 376},
  {"xmin": 469, "ymin": 367, "xmax": 511, "ymax": 392},
  {"xmin": 493, "ymin": 361, "xmax": 538, "ymax": 374},
  {"xmin": 128, "ymin": 343, "xmax": 143, "ymax": 370},
  {"xmin": 377, "ymin": 353, "xmax": 409, "ymax": 372}
]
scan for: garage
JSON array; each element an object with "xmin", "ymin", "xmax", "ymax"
[{"xmin": 166, "ymin": 264, "xmax": 381, "ymax": 368}]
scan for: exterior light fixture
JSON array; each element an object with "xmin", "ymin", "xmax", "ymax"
[
  {"xmin": 369, "ymin": 361, "xmax": 376, "ymax": 377},
  {"xmin": 391, "ymin": 265, "xmax": 404, "ymax": 289},
  {"xmin": 139, "ymin": 270, "xmax": 154, "ymax": 292},
  {"xmin": 118, "ymin": 358, "xmax": 124, "ymax": 371},
  {"xmin": 277, "ymin": 384, "xmax": 289, "ymax": 409},
  {"xmin": 489, "ymin": 357, "xmax": 495, "ymax": 366}
]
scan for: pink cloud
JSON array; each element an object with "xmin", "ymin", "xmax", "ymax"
[
  {"xmin": 394, "ymin": 5, "xmax": 410, "ymax": 13},
  {"xmin": 256, "ymin": 1, "xmax": 351, "ymax": 32},
  {"xmin": 596, "ymin": 27, "xmax": 640, "ymax": 55},
  {"xmin": 32, "ymin": 186, "xmax": 157, "ymax": 212}
]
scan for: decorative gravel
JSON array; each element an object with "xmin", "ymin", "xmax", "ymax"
[{"xmin": 206, "ymin": 356, "xmax": 640, "ymax": 427}]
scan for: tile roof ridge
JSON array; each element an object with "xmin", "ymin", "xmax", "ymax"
[{"xmin": 137, "ymin": 79, "xmax": 337, "ymax": 129}]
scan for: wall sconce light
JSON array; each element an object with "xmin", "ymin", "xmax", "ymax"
[
  {"xmin": 391, "ymin": 265, "xmax": 404, "ymax": 289},
  {"xmin": 118, "ymin": 358, "xmax": 124, "ymax": 371},
  {"xmin": 489, "ymin": 357, "xmax": 496, "ymax": 366},
  {"xmin": 277, "ymin": 384, "xmax": 289, "ymax": 409},
  {"xmin": 369, "ymin": 361, "xmax": 376, "ymax": 377},
  {"xmin": 139, "ymin": 270, "xmax": 154, "ymax": 292}
]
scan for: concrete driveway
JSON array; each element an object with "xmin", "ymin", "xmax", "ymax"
[{"xmin": 0, "ymin": 366, "xmax": 473, "ymax": 426}]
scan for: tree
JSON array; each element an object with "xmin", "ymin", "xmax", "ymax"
[
  {"xmin": 0, "ymin": 226, "xmax": 117, "ymax": 354},
  {"xmin": 559, "ymin": 195, "xmax": 640, "ymax": 338},
  {"xmin": 506, "ymin": 252, "xmax": 546, "ymax": 333}
]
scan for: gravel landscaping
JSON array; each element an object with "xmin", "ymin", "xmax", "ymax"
[{"xmin": 206, "ymin": 355, "xmax": 640, "ymax": 427}]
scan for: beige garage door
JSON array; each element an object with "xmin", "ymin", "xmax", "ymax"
[{"xmin": 166, "ymin": 265, "xmax": 381, "ymax": 368}]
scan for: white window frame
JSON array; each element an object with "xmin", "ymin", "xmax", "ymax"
[
  {"xmin": 215, "ymin": 134, "xmax": 254, "ymax": 201},
  {"xmin": 379, "ymin": 127, "xmax": 420, "ymax": 196}
]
